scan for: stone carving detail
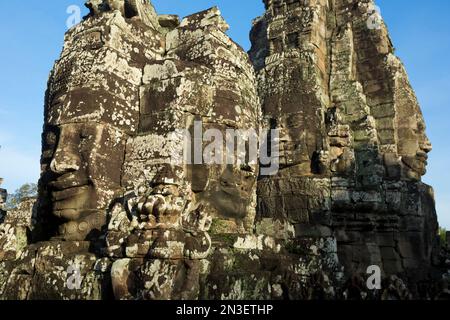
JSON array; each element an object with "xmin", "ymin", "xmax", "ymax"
[{"xmin": 0, "ymin": 0, "xmax": 446, "ymax": 300}]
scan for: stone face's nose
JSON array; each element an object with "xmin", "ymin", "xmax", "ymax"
[
  {"xmin": 420, "ymin": 137, "xmax": 433, "ymax": 154},
  {"xmin": 50, "ymin": 128, "xmax": 82, "ymax": 175},
  {"xmin": 50, "ymin": 149, "xmax": 81, "ymax": 174}
]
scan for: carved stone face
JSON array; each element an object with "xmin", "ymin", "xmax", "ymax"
[
  {"xmin": 192, "ymin": 164, "xmax": 256, "ymax": 221},
  {"xmin": 133, "ymin": 52, "xmax": 259, "ymax": 231},
  {"xmin": 41, "ymin": 122, "xmax": 126, "ymax": 240},
  {"xmin": 398, "ymin": 113, "xmax": 432, "ymax": 179},
  {"xmin": 39, "ymin": 5, "xmax": 156, "ymax": 240},
  {"xmin": 183, "ymin": 118, "xmax": 258, "ymax": 229}
]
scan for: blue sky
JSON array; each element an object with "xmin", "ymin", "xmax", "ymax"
[{"xmin": 0, "ymin": 0, "xmax": 449, "ymax": 228}]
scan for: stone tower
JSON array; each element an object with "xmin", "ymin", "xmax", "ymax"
[{"xmin": 250, "ymin": 0, "xmax": 439, "ymax": 288}]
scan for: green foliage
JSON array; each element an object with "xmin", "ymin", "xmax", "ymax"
[
  {"xmin": 439, "ymin": 227, "xmax": 447, "ymax": 246},
  {"xmin": 285, "ymin": 240, "xmax": 309, "ymax": 256},
  {"xmin": 209, "ymin": 218, "xmax": 229, "ymax": 234},
  {"xmin": 5, "ymin": 183, "xmax": 37, "ymax": 210}
]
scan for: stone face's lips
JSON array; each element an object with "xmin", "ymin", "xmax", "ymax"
[
  {"xmin": 219, "ymin": 182, "xmax": 241, "ymax": 197},
  {"xmin": 51, "ymin": 186, "xmax": 91, "ymax": 221},
  {"xmin": 416, "ymin": 150, "xmax": 429, "ymax": 161},
  {"xmin": 51, "ymin": 185, "xmax": 90, "ymax": 202},
  {"xmin": 49, "ymin": 171, "xmax": 92, "ymax": 213},
  {"xmin": 49, "ymin": 173, "xmax": 90, "ymax": 191},
  {"xmin": 53, "ymin": 208, "xmax": 81, "ymax": 221}
]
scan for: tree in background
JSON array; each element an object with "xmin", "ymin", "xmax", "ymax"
[
  {"xmin": 5, "ymin": 183, "xmax": 38, "ymax": 210},
  {"xmin": 439, "ymin": 227, "xmax": 447, "ymax": 246}
]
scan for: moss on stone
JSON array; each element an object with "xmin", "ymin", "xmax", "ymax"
[
  {"xmin": 284, "ymin": 240, "xmax": 309, "ymax": 256},
  {"xmin": 209, "ymin": 218, "xmax": 232, "ymax": 235},
  {"xmin": 211, "ymin": 233, "xmax": 238, "ymax": 247}
]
